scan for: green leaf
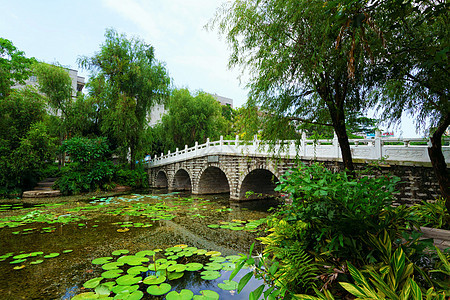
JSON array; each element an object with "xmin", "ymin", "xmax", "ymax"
[{"xmin": 237, "ymin": 272, "xmax": 253, "ymax": 293}]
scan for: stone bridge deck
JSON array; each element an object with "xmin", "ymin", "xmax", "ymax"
[{"xmin": 147, "ymin": 134, "xmax": 449, "ymax": 202}]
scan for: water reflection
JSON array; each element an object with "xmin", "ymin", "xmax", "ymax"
[{"xmin": 0, "ymin": 191, "xmax": 280, "ymax": 299}]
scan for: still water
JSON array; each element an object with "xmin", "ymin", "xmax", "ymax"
[{"xmin": 0, "ymin": 190, "xmax": 279, "ymax": 299}]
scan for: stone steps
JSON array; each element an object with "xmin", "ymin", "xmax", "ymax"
[{"xmin": 22, "ymin": 178, "xmax": 61, "ymax": 198}]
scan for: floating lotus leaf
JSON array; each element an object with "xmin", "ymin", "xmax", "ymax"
[
  {"xmin": 83, "ymin": 277, "xmax": 103, "ymax": 289},
  {"xmin": 117, "ymin": 228, "xmax": 129, "ymax": 232},
  {"xmin": 135, "ymin": 250, "xmax": 155, "ymax": 257},
  {"xmin": 62, "ymin": 249, "xmax": 73, "ymax": 253},
  {"xmin": 30, "ymin": 259, "xmax": 44, "ymax": 265},
  {"xmin": 13, "ymin": 265, "xmax": 25, "ymax": 270},
  {"xmin": 102, "ymin": 281, "xmax": 116, "ymax": 289},
  {"xmin": 229, "ymin": 227, "xmax": 244, "ymax": 231},
  {"xmin": 29, "ymin": 251, "xmax": 43, "ymax": 256},
  {"xmin": 143, "ymin": 275, "xmax": 166, "ymax": 285},
  {"xmin": 209, "ymin": 256, "xmax": 226, "ymax": 263},
  {"xmin": 146, "ymin": 283, "xmax": 171, "ymax": 296},
  {"xmin": 185, "ymin": 247, "xmax": 197, "ymax": 252},
  {"xmin": 127, "ymin": 266, "xmax": 148, "ymax": 275},
  {"xmin": 121, "ymin": 224, "xmax": 133, "ymax": 227},
  {"xmin": 167, "ymin": 255, "xmax": 179, "ymax": 260},
  {"xmin": 203, "ymin": 263, "xmax": 222, "ymax": 271},
  {"xmin": 166, "ymin": 247, "xmax": 182, "ymax": 253},
  {"xmin": 112, "ymin": 249, "xmax": 129, "ymax": 256},
  {"xmin": 116, "ymin": 274, "xmax": 141, "ymax": 286},
  {"xmin": 153, "ymin": 249, "xmax": 163, "ymax": 252},
  {"xmin": 218, "ymin": 280, "xmax": 238, "ymax": 290},
  {"xmin": 207, "ymin": 224, "xmax": 219, "ymax": 229},
  {"xmin": 195, "ymin": 249, "xmax": 207, "ymax": 255},
  {"xmin": 117, "ymin": 255, "xmax": 149, "ymax": 266},
  {"xmin": 92, "ymin": 257, "xmax": 113, "ymax": 264},
  {"xmin": 225, "ymin": 255, "xmax": 241, "ymax": 263},
  {"xmin": 71, "ymin": 292, "xmax": 99, "ymax": 300},
  {"xmin": 168, "ymin": 272, "xmax": 184, "ymax": 280},
  {"xmin": 221, "ymin": 263, "xmax": 235, "ymax": 271},
  {"xmin": 78, "ymin": 223, "xmax": 86, "ymax": 227},
  {"xmin": 101, "ymin": 269, "xmax": 123, "ymax": 279},
  {"xmin": 117, "ymin": 290, "xmax": 143, "ymax": 300},
  {"xmin": 112, "ymin": 284, "xmax": 139, "ymax": 294},
  {"xmin": 102, "ymin": 261, "xmax": 124, "ymax": 270},
  {"xmin": 10, "ymin": 259, "xmax": 26, "ymax": 264},
  {"xmin": 205, "ymin": 251, "xmax": 221, "ymax": 257},
  {"xmin": 156, "ymin": 258, "xmax": 167, "ymax": 264},
  {"xmin": 13, "ymin": 253, "xmax": 31, "ymax": 259},
  {"xmin": 200, "ymin": 270, "xmax": 221, "ymax": 280},
  {"xmin": 193, "ymin": 290, "xmax": 219, "ymax": 300},
  {"xmin": 173, "ymin": 244, "xmax": 188, "ymax": 249},
  {"xmin": 167, "ymin": 264, "xmax": 186, "ymax": 272},
  {"xmin": 166, "ymin": 289, "xmax": 194, "ymax": 300},
  {"xmin": 94, "ymin": 284, "xmax": 110, "ymax": 297},
  {"xmin": 219, "ymin": 225, "xmax": 231, "ymax": 229},
  {"xmin": 185, "ymin": 262, "xmax": 203, "ymax": 271}
]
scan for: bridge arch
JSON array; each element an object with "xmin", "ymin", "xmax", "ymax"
[
  {"xmin": 239, "ymin": 168, "xmax": 280, "ymax": 200},
  {"xmin": 171, "ymin": 168, "xmax": 192, "ymax": 191},
  {"xmin": 154, "ymin": 170, "xmax": 169, "ymax": 188},
  {"xmin": 195, "ymin": 166, "xmax": 230, "ymax": 194}
]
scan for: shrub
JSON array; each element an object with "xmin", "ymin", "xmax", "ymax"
[
  {"xmin": 114, "ymin": 166, "xmax": 149, "ymax": 189},
  {"xmin": 409, "ymin": 198, "xmax": 449, "ymax": 230}
]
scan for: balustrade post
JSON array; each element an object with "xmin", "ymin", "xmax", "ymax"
[
  {"xmin": 333, "ymin": 132, "xmax": 339, "ymax": 158},
  {"xmin": 374, "ymin": 129, "xmax": 382, "ymax": 159},
  {"xmin": 302, "ymin": 131, "xmax": 307, "ymax": 156},
  {"xmin": 220, "ymin": 135, "xmax": 223, "ymax": 146},
  {"xmin": 253, "ymin": 135, "xmax": 258, "ymax": 154},
  {"xmin": 195, "ymin": 141, "xmax": 198, "ymax": 156}
]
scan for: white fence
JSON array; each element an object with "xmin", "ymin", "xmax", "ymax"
[{"xmin": 148, "ymin": 133, "xmax": 450, "ymax": 168}]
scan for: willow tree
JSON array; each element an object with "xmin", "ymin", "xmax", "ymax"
[
  {"xmin": 78, "ymin": 29, "xmax": 170, "ymax": 168},
  {"xmin": 211, "ymin": 0, "xmax": 385, "ymax": 171},
  {"xmin": 369, "ymin": 0, "xmax": 449, "ymax": 208}
]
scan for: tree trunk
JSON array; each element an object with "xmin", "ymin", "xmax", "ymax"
[
  {"xmin": 130, "ymin": 144, "xmax": 136, "ymax": 170},
  {"xmin": 427, "ymin": 112, "xmax": 450, "ymax": 211},
  {"xmin": 327, "ymin": 103, "xmax": 355, "ymax": 172}
]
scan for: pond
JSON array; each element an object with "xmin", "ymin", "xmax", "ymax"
[{"xmin": 0, "ymin": 190, "xmax": 280, "ymax": 300}]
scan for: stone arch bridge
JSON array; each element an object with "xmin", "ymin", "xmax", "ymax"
[{"xmin": 147, "ymin": 135, "xmax": 449, "ymax": 202}]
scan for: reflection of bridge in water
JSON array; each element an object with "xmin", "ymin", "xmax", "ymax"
[{"xmin": 146, "ymin": 134, "xmax": 449, "ymax": 202}]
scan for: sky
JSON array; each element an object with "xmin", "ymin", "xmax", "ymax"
[{"xmin": 2, "ymin": 0, "xmax": 421, "ymax": 137}]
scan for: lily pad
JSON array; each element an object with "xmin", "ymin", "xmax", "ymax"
[
  {"xmin": 203, "ymin": 262, "xmax": 222, "ymax": 271},
  {"xmin": 92, "ymin": 257, "xmax": 113, "ymax": 265},
  {"xmin": 218, "ymin": 280, "xmax": 238, "ymax": 290},
  {"xmin": 225, "ymin": 255, "xmax": 241, "ymax": 262},
  {"xmin": 185, "ymin": 262, "xmax": 203, "ymax": 271},
  {"xmin": 127, "ymin": 266, "xmax": 148, "ymax": 275},
  {"xmin": 120, "ymin": 290, "xmax": 143, "ymax": 300},
  {"xmin": 146, "ymin": 283, "xmax": 171, "ymax": 296},
  {"xmin": 143, "ymin": 275, "xmax": 166, "ymax": 285},
  {"xmin": 135, "ymin": 250, "xmax": 155, "ymax": 257},
  {"xmin": 209, "ymin": 256, "xmax": 226, "ymax": 262},
  {"xmin": 205, "ymin": 251, "xmax": 221, "ymax": 257},
  {"xmin": 207, "ymin": 224, "xmax": 219, "ymax": 229},
  {"xmin": 221, "ymin": 262, "xmax": 235, "ymax": 271},
  {"xmin": 94, "ymin": 284, "xmax": 111, "ymax": 297},
  {"xmin": 117, "ymin": 255, "xmax": 149, "ymax": 266},
  {"xmin": 193, "ymin": 290, "xmax": 219, "ymax": 300},
  {"xmin": 13, "ymin": 265, "xmax": 26, "ymax": 270},
  {"xmin": 166, "ymin": 289, "xmax": 194, "ymax": 300},
  {"xmin": 168, "ymin": 272, "xmax": 184, "ymax": 280},
  {"xmin": 44, "ymin": 253, "xmax": 60, "ymax": 258},
  {"xmin": 101, "ymin": 269, "xmax": 123, "ymax": 279},
  {"xmin": 62, "ymin": 249, "xmax": 73, "ymax": 254},
  {"xmin": 13, "ymin": 253, "xmax": 31, "ymax": 259},
  {"xmin": 195, "ymin": 249, "xmax": 207, "ymax": 255},
  {"xmin": 30, "ymin": 259, "xmax": 44, "ymax": 265},
  {"xmin": 116, "ymin": 274, "xmax": 141, "ymax": 286},
  {"xmin": 112, "ymin": 249, "xmax": 129, "ymax": 256},
  {"xmin": 111, "ymin": 284, "xmax": 139, "ymax": 294},
  {"xmin": 83, "ymin": 277, "xmax": 103, "ymax": 289},
  {"xmin": 102, "ymin": 261, "xmax": 124, "ymax": 270},
  {"xmin": 167, "ymin": 264, "xmax": 186, "ymax": 272},
  {"xmin": 71, "ymin": 292, "xmax": 99, "ymax": 300},
  {"xmin": 10, "ymin": 259, "xmax": 26, "ymax": 264},
  {"xmin": 200, "ymin": 270, "xmax": 221, "ymax": 280}
]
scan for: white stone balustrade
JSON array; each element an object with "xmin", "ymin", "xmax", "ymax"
[{"xmin": 148, "ymin": 134, "xmax": 450, "ymax": 168}]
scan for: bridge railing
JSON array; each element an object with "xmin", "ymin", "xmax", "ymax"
[{"xmin": 148, "ymin": 133, "xmax": 450, "ymax": 167}]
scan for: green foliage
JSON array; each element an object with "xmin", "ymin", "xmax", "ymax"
[
  {"xmin": 274, "ymin": 163, "xmax": 405, "ymax": 262},
  {"xmin": 55, "ymin": 137, "xmax": 114, "ymax": 194},
  {"xmin": 0, "ymin": 38, "xmax": 36, "ymax": 98},
  {"xmin": 409, "ymin": 198, "xmax": 449, "ymax": 230},
  {"xmin": 147, "ymin": 89, "xmax": 229, "ymax": 154},
  {"xmin": 78, "ymin": 28, "xmax": 170, "ymax": 168},
  {"xmin": 114, "ymin": 166, "xmax": 149, "ymax": 189},
  {"xmin": 0, "ymin": 88, "xmax": 56, "ymax": 195}
]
